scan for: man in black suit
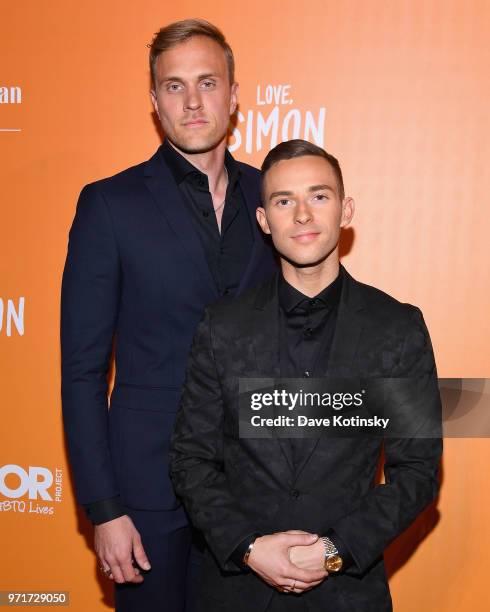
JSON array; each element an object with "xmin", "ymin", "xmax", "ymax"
[
  {"xmin": 170, "ymin": 139, "xmax": 442, "ymax": 611},
  {"xmin": 60, "ymin": 19, "xmax": 276, "ymax": 612}
]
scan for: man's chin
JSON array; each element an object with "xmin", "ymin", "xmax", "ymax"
[
  {"xmin": 167, "ymin": 133, "xmax": 226, "ymax": 155},
  {"xmin": 277, "ymin": 247, "xmax": 338, "ymax": 269}
]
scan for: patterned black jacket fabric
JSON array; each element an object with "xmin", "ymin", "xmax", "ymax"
[{"xmin": 170, "ymin": 267, "xmax": 442, "ymax": 612}]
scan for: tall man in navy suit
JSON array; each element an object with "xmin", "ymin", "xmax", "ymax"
[{"xmin": 61, "ymin": 19, "xmax": 276, "ymax": 612}]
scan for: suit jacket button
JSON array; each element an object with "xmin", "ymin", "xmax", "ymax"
[{"xmin": 290, "ymin": 489, "xmax": 300, "ymax": 499}]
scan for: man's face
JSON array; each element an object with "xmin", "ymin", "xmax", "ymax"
[
  {"xmin": 256, "ymin": 155, "xmax": 354, "ymax": 267},
  {"xmin": 150, "ymin": 36, "xmax": 238, "ymax": 154}
]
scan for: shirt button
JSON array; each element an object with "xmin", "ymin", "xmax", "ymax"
[
  {"xmin": 304, "ymin": 327, "xmax": 313, "ymax": 337},
  {"xmin": 309, "ymin": 299, "xmax": 318, "ymax": 307},
  {"xmin": 202, "ymin": 211, "xmax": 209, "ymax": 218},
  {"xmin": 290, "ymin": 489, "xmax": 300, "ymax": 499},
  {"xmin": 303, "ymin": 371, "xmax": 310, "ymax": 378}
]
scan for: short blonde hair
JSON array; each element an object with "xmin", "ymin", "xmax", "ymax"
[{"xmin": 149, "ymin": 18, "xmax": 235, "ymax": 86}]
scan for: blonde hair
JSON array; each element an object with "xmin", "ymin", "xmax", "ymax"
[{"xmin": 149, "ymin": 18, "xmax": 235, "ymax": 86}]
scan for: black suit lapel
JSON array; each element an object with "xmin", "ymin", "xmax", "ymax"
[
  {"xmin": 291, "ymin": 267, "xmax": 366, "ymax": 482},
  {"xmin": 251, "ymin": 275, "xmax": 294, "ymax": 472},
  {"xmin": 143, "ymin": 148, "xmax": 219, "ymax": 298},
  {"xmin": 251, "ymin": 274, "xmax": 280, "ymax": 376},
  {"xmin": 326, "ymin": 267, "xmax": 366, "ymax": 377}
]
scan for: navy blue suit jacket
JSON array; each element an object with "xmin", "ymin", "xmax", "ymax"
[{"xmin": 61, "ymin": 146, "xmax": 277, "ymax": 511}]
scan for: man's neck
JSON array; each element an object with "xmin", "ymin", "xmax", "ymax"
[
  {"xmin": 168, "ymin": 139, "xmax": 228, "ymax": 193},
  {"xmin": 281, "ymin": 254, "xmax": 340, "ymax": 298}
]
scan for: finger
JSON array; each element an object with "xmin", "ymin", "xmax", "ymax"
[
  {"xmin": 120, "ymin": 558, "xmax": 143, "ymax": 583},
  {"xmin": 109, "ymin": 564, "xmax": 126, "ymax": 584},
  {"xmin": 280, "ymin": 533, "xmax": 319, "ymax": 548},
  {"xmin": 286, "ymin": 564, "xmax": 328, "ymax": 584},
  {"xmin": 290, "ymin": 579, "xmax": 324, "ymax": 592},
  {"xmin": 132, "ymin": 536, "xmax": 151, "ymax": 571},
  {"xmin": 98, "ymin": 560, "xmax": 114, "ymax": 580},
  {"xmin": 279, "ymin": 578, "xmax": 308, "ymax": 592}
]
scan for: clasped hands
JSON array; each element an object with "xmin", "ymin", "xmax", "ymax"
[
  {"xmin": 94, "ymin": 517, "xmax": 327, "ymax": 594},
  {"xmin": 247, "ymin": 530, "xmax": 328, "ymax": 594}
]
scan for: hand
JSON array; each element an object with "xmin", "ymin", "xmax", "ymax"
[
  {"xmin": 95, "ymin": 514, "xmax": 151, "ymax": 584},
  {"xmin": 286, "ymin": 530, "xmax": 325, "ymax": 571},
  {"xmin": 247, "ymin": 532, "xmax": 327, "ymax": 594}
]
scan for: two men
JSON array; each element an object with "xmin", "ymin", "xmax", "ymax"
[
  {"xmin": 61, "ymin": 19, "xmax": 276, "ymax": 611},
  {"xmin": 170, "ymin": 139, "xmax": 442, "ymax": 611}
]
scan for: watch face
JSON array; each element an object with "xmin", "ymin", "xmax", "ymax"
[{"xmin": 325, "ymin": 554, "xmax": 343, "ymax": 572}]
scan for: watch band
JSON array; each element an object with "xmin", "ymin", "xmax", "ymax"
[{"xmin": 321, "ymin": 536, "xmax": 338, "ymax": 556}]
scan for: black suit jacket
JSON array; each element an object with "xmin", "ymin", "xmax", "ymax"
[
  {"xmin": 61, "ymin": 146, "xmax": 277, "ymax": 511},
  {"xmin": 170, "ymin": 268, "xmax": 442, "ymax": 611}
]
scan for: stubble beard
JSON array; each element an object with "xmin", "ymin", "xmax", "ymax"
[{"xmin": 166, "ymin": 125, "xmax": 228, "ymax": 156}]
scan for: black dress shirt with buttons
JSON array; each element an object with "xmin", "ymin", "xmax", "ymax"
[
  {"xmin": 161, "ymin": 138, "xmax": 254, "ymax": 297},
  {"xmin": 278, "ymin": 270, "xmax": 342, "ymax": 381}
]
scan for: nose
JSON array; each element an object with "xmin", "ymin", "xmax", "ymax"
[
  {"xmin": 183, "ymin": 85, "xmax": 203, "ymax": 111},
  {"xmin": 295, "ymin": 201, "xmax": 313, "ymax": 224}
]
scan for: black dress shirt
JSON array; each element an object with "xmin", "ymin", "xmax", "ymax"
[
  {"xmin": 231, "ymin": 269, "xmax": 353, "ymax": 571},
  {"xmin": 84, "ymin": 140, "xmax": 255, "ymax": 525},
  {"xmin": 278, "ymin": 270, "xmax": 343, "ymax": 381},
  {"xmin": 161, "ymin": 139, "xmax": 254, "ymax": 296}
]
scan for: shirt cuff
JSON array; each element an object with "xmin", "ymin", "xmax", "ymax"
[
  {"xmin": 324, "ymin": 528, "xmax": 354, "ymax": 572},
  {"xmin": 230, "ymin": 533, "xmax": 262, "ymax": 570},
  {"xmin": 83, "ymin": 496, "xmax": 126, "ymax": 525}
]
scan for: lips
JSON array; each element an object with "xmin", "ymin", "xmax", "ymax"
[
  {"xmin": 291, "ymin": 232, "xmax": 320, "ymax": 243},
  {"xmin": 182, "ymin": 119, "xmax": 208, "ymax": 127}
]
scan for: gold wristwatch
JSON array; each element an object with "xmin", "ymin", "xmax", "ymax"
[{"xmin": 321, "ymin": 536, "xmax": 343, "ymax": 572}]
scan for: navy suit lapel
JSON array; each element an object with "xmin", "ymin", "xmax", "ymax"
[
  {"xmin": 236, "ymin": 168, "xmax": 271, "ymax": 296},
  {"xmin": 143, "ymin": 148, "xmax": 219, "ymax": 298}
]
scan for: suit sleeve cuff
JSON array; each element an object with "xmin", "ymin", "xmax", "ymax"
[
  {"xmin": 324, "ymin": 528, "xmax": 354, "ymax": 572},
  {"xmin": 229, "ymin": 533, "xmax": 262, "ymax": 570},
  {"xmin": 83, "ymin": 496, "xmax": 126, "ymax": 525}
]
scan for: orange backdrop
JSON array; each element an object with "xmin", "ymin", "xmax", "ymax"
[{"xmin": 1, "ymin": 1, "xmax": 489, "ymax": 610}]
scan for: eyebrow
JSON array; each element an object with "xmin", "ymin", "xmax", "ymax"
[
  {"xmin": 268, "ymin": 184, "xmax": 335, "ymax": 201},
  {"xmin": 161, "ymin": 73, "xmax": 219, "ymax": 84}
]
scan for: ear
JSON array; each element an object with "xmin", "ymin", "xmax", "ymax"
[
  {"xmin": 230, "ymin": 82, "xmax": 239, "ymax": 115},
  {"xmin": 256, "ymin": 206, "xmax": 271, "ymax": 235},
  {"xmin": 150, "ymin": 89, "xmax": 160, "ymax": 118},
  {"xmin": 340, "ymin": 197, "xmax": 355, "ymax": 228}
]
